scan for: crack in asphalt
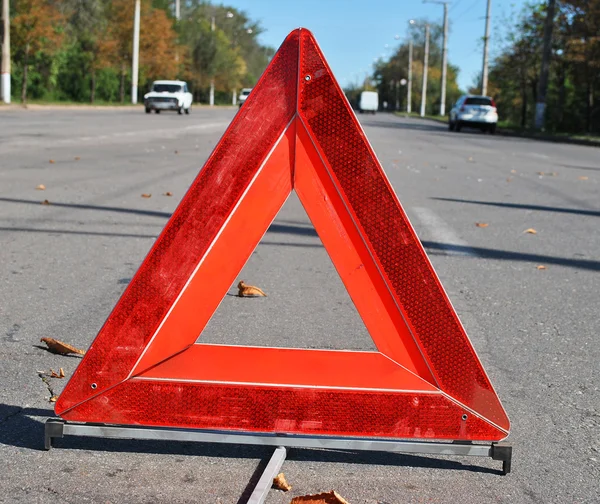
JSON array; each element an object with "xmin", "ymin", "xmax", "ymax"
[{"xmin": 37, "ymin": 373, "xmax": 57, "ymax": 401}]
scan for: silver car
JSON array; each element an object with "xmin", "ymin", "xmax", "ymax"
[
  {"xmin": 449, "ymin": 95, "xmax": 498, "ymax": 134},
  {"xmin": 238, "ymin": 88, "xmax": 252, "ymax": 108}
]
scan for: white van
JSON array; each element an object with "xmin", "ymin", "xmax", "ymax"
[{"xmin": 359, "ymin": 91, "xmax": 378, "ymax": 114}]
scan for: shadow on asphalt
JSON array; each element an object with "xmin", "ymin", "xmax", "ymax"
[
  {"xmin": 422, "ymin": 241, "xmax": 600, "ymax": 272},
  {"xmin": 0, "ymin": 405, "xmax": 502, "ymax": 478},
  {"xmin": 2, "ymin": 196, "xmax": 597, "ymax": 269},
  {"xmin": 432, "ymin": 197, "xmax": 600, "ymax": 218},
  {"xmin": 0, "ymin": 197, "xmax": 171, "ymax": 218},
  {"xmin": 360, "ymin": 117, "xmax": 500, "ymax": 139}
]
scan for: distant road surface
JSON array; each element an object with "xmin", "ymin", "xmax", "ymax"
[{"xmin": 0, "ymin": 107, "xmax": 598, "ymax": 503}]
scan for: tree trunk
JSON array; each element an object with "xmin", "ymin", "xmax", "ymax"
[
  {"xmin": 520, "ymin": 76, "xmax": 528, "ymax": 128},
  {"xmin": 90, "ymin": 69, "xmax": 96, "ymax": 104},
  {"xmin": 21, "ymin": 46, "xmax": 29, "ymax": 104},
  {"xmin": 586, "ymin": 81, "xmax": 593, "ymax": 134},
  {"xmin": 557, "ymin": 64, "xmax": 566, "ymax": 130},
  {"xmin": 119, "ymin": 62, "xmax": 126, "ymax": 103}
]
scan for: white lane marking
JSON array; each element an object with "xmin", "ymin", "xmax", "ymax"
[
  {"xmin": 0, "ymin": 122, "xmax": 231, "ymax": 153},
  {"xmin": 412, "ymin": 207, "xmax": 477, "ymax": 257}
]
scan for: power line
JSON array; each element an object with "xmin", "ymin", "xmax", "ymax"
[
  {"xmin": 449, "ymin": 0, "xmax": 464, "ymax": 13},
  {"xmin": 455, "ymin": 0, "xmax": 482, "ymax": 19}
]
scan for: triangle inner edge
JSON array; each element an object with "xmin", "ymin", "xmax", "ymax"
[{"xmin": 124, "ymin": 116, "xmax": 438, "ymax": 393}]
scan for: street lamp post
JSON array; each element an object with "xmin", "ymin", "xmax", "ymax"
[
  {"xmin": 1, "ymin": 0, "xmax": 11, "ymax": 103},
  {"xmin": 209, "ymin": 10, "xmax": 234, "ymax": 106},
  {"xmin": 424, "ymin": 1, "xmax": 450, "ymax": 115},
  {"xmin": 420, "ymin": 24, "xmax": 430, "ymax": 117},
  {"xmin": 131, "ymin": 0, "xmax": 141, "ymax": 105}
]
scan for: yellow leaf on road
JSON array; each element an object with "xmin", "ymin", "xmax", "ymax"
[
  {"xmin": 291, "ymin": 491, "xmax": 350, "ymax": 504},
  {"xmin": 141, "ymin": 193, "xmax": 152, "ymax": 198},
  {"xmin": 238, "ymin": 281, "xmax": 267, "ymax": 297},
  {"xmin": 537, "ymin": 265, "xmax": 547, "ymax": 270},
  {"xmin": 578, "ymin": 176, "xmax": 588, "ymax": 181},
  {"xmin": 40, "ymin": 337, "xmax": 85, "ymax": 356},
  {"xmin": 36, "ymin": 184, "xmax": 46, "ymax": 190},
  {"xmin": 272, "ymin": 473, "xmax": 291, "ymax": 491},
  {"xmin": 475, "ymin": 222, "xmax": 489, "ymax": 228},
  {"xmin": 524, "ymin": 228, "xmax": 537, "ymax": 234}
]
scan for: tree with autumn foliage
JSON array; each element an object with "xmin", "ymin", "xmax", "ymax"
[
  {"xmin": 10, "ymin": 0, "xmax": 64, "ymax": 102},
  {"xmin": 6, "ymin": 1, "xmax": 273, "ymax": 104}
]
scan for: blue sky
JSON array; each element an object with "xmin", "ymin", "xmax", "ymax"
[{"xmin": 229, "ymin": 0, "xmax": 538, "ymax": 92}]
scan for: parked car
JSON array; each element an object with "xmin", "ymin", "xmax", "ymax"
[
  {"xmin": 238, "ymin": 88, "xmax": 252, "ymax": 107},
  {"xmin": 449, "ymin": 95, "xmax": 498, "ymax": 133},
  {"xmin": 358, "ymin": 91, "xmax": 378, "ymax": 114},
  {"xmin": 144, "ymin": 80, "xmax": 193, "ymax": 115}
]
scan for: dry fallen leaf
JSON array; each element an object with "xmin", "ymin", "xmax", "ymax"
[
  {"xmin": 49, "ymin": 396, "xmax": 58, "ymax": 403},
  {"xmin": 291, "ymin": 491, "xmax": 350, "ymax": 504},
  {"xmin": 141, "ymin": 193, "xmax": 152, "ymax": 198},
  {"xmin": 537, "ymin": 171, "xmax": 545, "ymax": 175},
  {"xmin": 49, "ymin": 159, "xmax": 55, "ymax": 164},
  {"xmin": 467, "ymin": 156, "xmax": 474, "ymax": 162},
  {"xmin": 549, "ymin": 172, "xmax": 558, "ymax": 176},
  {"xmin": 40, "ymin": 337, "xmax": 85, "ymax": 356},
  {"xmin": 475, "ymin": 222, "xmax": 489, "ymax": 228},
  {"xmin": 578, "ymin": 176, "xmax": 588, "ymax": 181},
  {"xmin": 507, "ymin": 177, "xmax": 513, "ymax": 182},
  {"xmin": 537, "ymin": 265, "xmax": 547, "ymax": 270},
  {"xmin": 41, "ymin": 199, "xmax": 51, "ymax": 205},
  {"xmin": 272, "ymin": 473, "xmax": 291, "ymax": 492},
  {"xmin": 524, "ymin": 228, "xmax": 537, "ymax": 234},
  {"xmin": 50, "ymin": 369, "xmax": 61, "ymax": 378},
  {"xmin": 163, "ymin": 192, "xmax": 173, "ymax": 196},
  {"xmin": 36, "ymin": 184, "xmax": 46, "ymax": 191},
  {"xmin": 510, "ymin": 169, "xmax": 517, "ymax": 174},
  {"xmin": 238, "ymin": 280, "xmax": 267, "ymax": 297},
  {"xmin": 74, "ymin": 156, "xmax": 81, "ymax": 161}
]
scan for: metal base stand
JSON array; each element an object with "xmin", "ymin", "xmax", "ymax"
[{"xmin": 45, "ymin": 418, "xmax": 511, "ymax": 500}]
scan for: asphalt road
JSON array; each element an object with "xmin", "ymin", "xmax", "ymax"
[{"xmin": 0, "ymin": 107, "xmax": 598, "ymax": 504}]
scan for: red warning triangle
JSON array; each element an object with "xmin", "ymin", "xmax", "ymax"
[{"xmin": 56, "ymin": 29, "xmax": 510, "ymax": 441}]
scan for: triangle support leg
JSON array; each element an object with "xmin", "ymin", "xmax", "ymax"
[{"xmin": 44, "ymin": 419, "xmax": 512, "ymax": 475}]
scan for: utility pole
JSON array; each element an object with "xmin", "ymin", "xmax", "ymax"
[
  {"xmin": 131, "ymin": 0, "xmax": 140, "ymax": 105},
  {"xmin": 535, "ymin": 0, "xmax": 556, "ymax": 130},
  {"xmin": 481, "ymin": 0, "xmax": 491, "ymax": 96},
  {"xmin": 424, "ymin": 1, "xmax": 450, "ymax": 115},
  {"xmin": 420, "ymin": 24, "xmax": 430, "ymax": 117},
  {"xmin": 407, "ymin": 40, "xmax": 413, "ymax": 113},
  {"xmin": 1, "ymin": 0, "xmax": 10, "ymax": 104}
]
